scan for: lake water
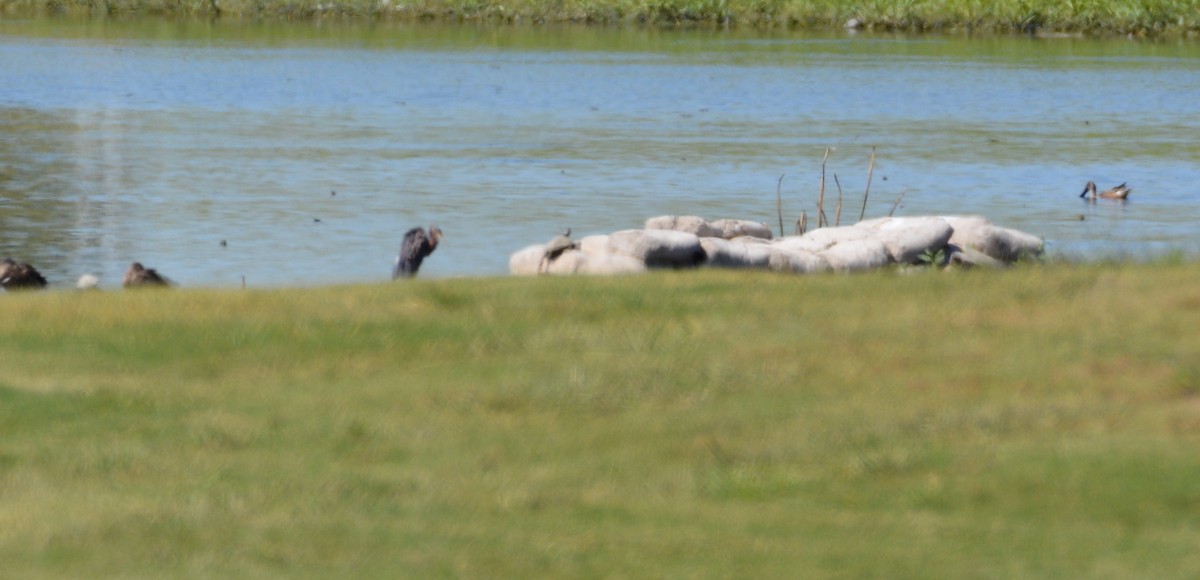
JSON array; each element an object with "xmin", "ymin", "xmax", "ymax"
[{"xmin": 3, "ymin": 18, "xmax": 1199, "ymax": 288}]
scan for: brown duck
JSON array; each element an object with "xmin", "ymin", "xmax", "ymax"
[
  {"xmin": 123, "ymin": 262, "xmax": 172, "ymax": 288},
  {"xmin": 1080, "ymin": 181, "xmax": 1132, "ymax": 200},
  {"xmin": 0, "ymin": 258, "xmax": 48, "ymax": 291}
]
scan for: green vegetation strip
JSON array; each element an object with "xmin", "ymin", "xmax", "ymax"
[
  {"xmin": 3, "ymin": 0, "xmax": 1200, "ymax": 35},
  {"xmin": 2, "ymin": 264, "xmax": 1200, "ymax": 576}
]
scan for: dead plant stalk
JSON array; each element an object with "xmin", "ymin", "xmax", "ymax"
[
  {"xmin": 818, "ymin": 147, "xmax": 830, "ymax": 227},
  {"xmin": 859, "ymin": 146, "xmax": 876, "ymax": 222}
]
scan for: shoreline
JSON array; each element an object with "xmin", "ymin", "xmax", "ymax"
[{"xmin": 4, "ymin": 1, "xmax": 1199, "ymax": 37}]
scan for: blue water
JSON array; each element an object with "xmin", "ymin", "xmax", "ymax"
[{"xmin": 3, "ymin": 20, "xmax": 1199, "ymax": 287}]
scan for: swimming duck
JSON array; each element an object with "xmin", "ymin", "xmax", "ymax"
[{"xmin": 1080, "ymin": 181, "xmax": 1132, "ymax": 200}]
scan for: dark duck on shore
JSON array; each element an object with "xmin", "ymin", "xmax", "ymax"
[
  {"xmin": 1080, "ymin": 181, "xmax": 1132, "ymax": 200},
  {"xmin": 123, "ymin": 262, "xmax": 172, "ymax": 288},
  {"xmin": 0, "ymin": 258, "xmax": 48, "ymax": 291},
  {"xmin": 393, "ymin": 225, "xmax": 443, "ymax": 279}
]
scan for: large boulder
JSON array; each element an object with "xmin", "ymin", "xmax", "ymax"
[
  {"xmin": 512, "ymin": 215, "xmax": 1042, "ymax": 277},
  {"xmin": 644, "ymin": 215, "xmax": 721, "ymax": 238},
  {"xmin": 646, "ymin": 215, "xmax": 773, "ymax": 240},
  {"xmin": 512, "ymin": 242, "xmax": 647, "ymax": 276},
  {"xmin": 578, "ymin": 234, "xmax": 612, "ymax": 257},
  {"xmin": 699, "ymin": 238, "xmax": 774, "ymax": 269},
  {"xmin": 944, "ymin": 244, "xmax": 1005, "ymax": 269},
  {"xmin": 857, "ymin": 216, "xmax": 955, "ymax": 264},
  {"xmin": 509, "ymin": 244, "xmax": 547, "ymax": 276},
  {"xmin": 773, "ymin": 225, "xmax": 873, "ymax": 254},
  {"xmin": 607, "ymin": 229, "xmax": 706, "ymax": 269},
  {"xmin": 940, "ymin": 216, "xmax": 1043, "ymax": 262},
  {"xmin": 817, "ymin": 238, "xmax": 891, "ymax": 272},
  {"xmin": 544, "ymin": 250, "xmax": 647, "ymax": 275},
  {"xmin": 710, "ymin": 219, "xmax": 773, "ymax": 240},
  {"xmin": 768, "ymin": 248, "xmax": 831, "ymax": 274}
]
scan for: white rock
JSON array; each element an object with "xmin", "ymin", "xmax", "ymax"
[
  {"xmin": 579, "ymin": 234, "xmax": 611, "ymax": 257},
  {"xmin": 513, "ymin": 242, "xmax": 649, "ymax": 276},
  {"xmin": 987, "ymin": 226, "xmax": 1045, "ymax": 262},
  {"xmin": 646, "ymin": 216, "xmax": 773, "ymax": 240},
  {"xmin": 607, "ymin": 229, "xmax": 706, "ymax": 268},
  {"xmin": 546, "ymin": 251, "xmax": 646, "ymax": 275},
  {"xmin": 857, "ymin": 216, "xmax": 955, "ymax": 264},
  {"xmin": 817, "ymin": 238, "xmax": 891, "ymax": 272},
  {"xmin": 700, "ymin": 238, "xmax": 773, "ymax": 269},
  {"xmin": 941, "ymin": 216, "xmax": 1044, "ymax": 262},
  {"xmin": 854, "ymin": 216, "xmax": 893, "ymax": 229},
  {"xmin": 594, "ymin": 255, "xmax": 647, "ymax": 275},
  {"xmin": 509, "ymin": 244, "xmax": 547, "ymax": 276},
  {"xmin": 945, "ymin": 244, "xmax": 1005, "ymax": 269},
  {"xmin": 583, "ymin": 253, "xmax": 647, "ymax": 275},
  {"xmin": 644, "ymin": 215, "xmax": 720, "ymax": 238},
  {"xmin": 543, "ymin": 250, "xmax": 586, "ymax": 274},
  {"xmin": 768, "ymin": 248, "xmax": 831, "ymax": 274},
  {"xmin": 774, "ymin": 225, "xmax": 874, "ymax": 254},
  {"xmin": 76, "ymin": 274, "xmax": 101, "ymax": 290},
  {"xmin": 710, "ymin": 219, "xmax": 773, "ymax": 240}
]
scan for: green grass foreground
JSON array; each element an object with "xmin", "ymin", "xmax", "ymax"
[
  {"xmin": 4, "ymin": 0, "xmax": 1200, "ymax": 35},
  {"xmin": 3, "ymin": 265, "xmax": 1200, "ymax": 577}
]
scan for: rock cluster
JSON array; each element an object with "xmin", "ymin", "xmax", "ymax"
[{"xmin": 510, "ymin": 215, "xmax": 1043, "ymax": 276}]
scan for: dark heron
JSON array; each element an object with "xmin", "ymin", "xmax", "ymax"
[
  {"xmin": 0, "ymin": 258, "xmax": 48, "ymax": 291},
  {"xmin": 123, "ymin": 262, "xmax": 172, "ymax": 288},
  {"xmin": 1080, "ymin": 181, "xmax": 1132, "ymax": 201},
  {"xmin": 394, "ymin": 225, "xmax": 443, "ymax": 279}
]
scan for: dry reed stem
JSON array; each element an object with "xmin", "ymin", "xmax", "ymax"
[
  {"xmin": 818, "ymin": 147, "xmax": 830, "ymax": 228},
  {"xmin": 859, "ymin": 146, "xmax": 876, "ymax": 222},
  {"xmin": 796, "ymin": 211, "xmax": 807, "ymax": 235},
  {"xmin": 833, "ymin": 173, "xmax": 844, "ymax": 227},
  {"xmin": 776, "ymin": 173, "xmax": 785, "ymax": 238},
  {"xmin": 888, "ymin": 187, "xmax": 908, "ymax": 217}
]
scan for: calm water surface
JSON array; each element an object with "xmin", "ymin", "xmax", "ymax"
[{"xmin": 2, "ymin": 19, "xmax": 1199, "ymax": 287}]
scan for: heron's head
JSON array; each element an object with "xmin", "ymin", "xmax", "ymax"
[{"xmin": 1080, "ymin": 181, "xmax": 1097, "ymax": 198}]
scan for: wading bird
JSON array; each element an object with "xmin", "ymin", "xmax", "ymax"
[
  {"xmin": 1080, "ymin": 181, "xmax": 1132, "ymax": 201},
  {"xmin": 0, "ymin": 258, "xmax": 48, "ymax": 290},
  {"xmin": 123, "ymin": 262, "xmax": 172, "ymax": 288},
  {"xmin": 393, "ymin": 225, "xmax": 443, "ymax": 279}
]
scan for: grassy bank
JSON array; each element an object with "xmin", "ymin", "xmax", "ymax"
[
  {"xmin": 3, "ymin": 0, "xmax": 1199, "ymax": 35},
  {"xmin": 2, "ymin": 264, "xmax": 1200, "ymax": 576}
]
